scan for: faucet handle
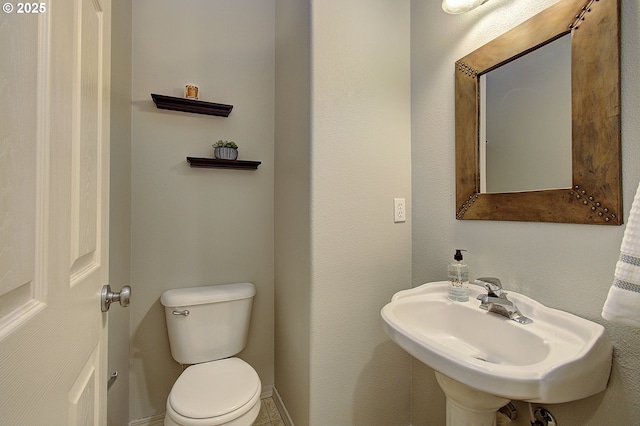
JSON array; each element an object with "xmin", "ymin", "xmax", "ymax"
[{"xmin": 474, "ymin": 277, "xmax": 503, "ymax": 297}]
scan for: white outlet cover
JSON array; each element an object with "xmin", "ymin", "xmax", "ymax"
[{"xmin": 394, "ymin": 198, "xmax": 406, "ymax": 223}]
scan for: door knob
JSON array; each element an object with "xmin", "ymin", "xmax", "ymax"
[{"xmin": 101, "ymin": 285, "xmax": 131, "ymax": 312}]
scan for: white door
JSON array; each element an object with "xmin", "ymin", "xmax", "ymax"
[{"xmin": 0, "ymin": 0, "xmax": 112, "ymax": 423}]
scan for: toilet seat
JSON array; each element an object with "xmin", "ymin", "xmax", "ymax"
[{"xmin": 166, "ymin": 357, "xmax": 261, "ymax": 426}]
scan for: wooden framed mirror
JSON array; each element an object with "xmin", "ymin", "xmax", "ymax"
[{"xmin": 455, "ymin": 0, "xmax": 622, "ymax": 224}]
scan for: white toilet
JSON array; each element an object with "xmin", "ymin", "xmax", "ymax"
[{"xmin": 161, "ymin": 282, "xmax": 261, "ymax": 426}]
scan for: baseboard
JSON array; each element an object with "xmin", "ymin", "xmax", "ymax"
[
  {"xmin": 272, "ymin": 386, "xmax": 295, "ymax": 426},
  {"xmin": 129, "ymin": 414, "xmax": 164, "ymax": 426},
  {"xmin": 261, "ymin": 383, "xmax": 274, "ymax": 399}
]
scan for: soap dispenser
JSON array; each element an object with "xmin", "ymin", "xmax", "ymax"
[{"xmin": 448, "ymin": 249, "xmax": 469, "ymax": 302}]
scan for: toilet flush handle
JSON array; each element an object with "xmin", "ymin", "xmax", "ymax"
[{"xmin": 172, "ymin": 309, "xmax": 189, "ymax": 317}]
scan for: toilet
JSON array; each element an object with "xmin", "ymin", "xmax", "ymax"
[{"xmin": 161, "ymin": 282, "xmax": 261, "ymax": 426}]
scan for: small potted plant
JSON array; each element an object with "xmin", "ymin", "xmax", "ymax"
[{"xmin": 213, "ymin": 140, "xmax": 238, "ymax": 160}]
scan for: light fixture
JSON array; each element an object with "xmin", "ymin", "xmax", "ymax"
[{"xmin": 442, "ymin": 0, "xmax": 489, "ymax": 14}]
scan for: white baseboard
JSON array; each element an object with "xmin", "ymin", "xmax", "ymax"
[
  {"xmin": 272, "ymin": 386, "xmax": 295, "ymax": 426},
  {"xmin": 129, "ymin": 413, "xmax": 164, "ymax": 426},
  {"xmin": 261, "ymin": 383, "xmax": 274, "ymax": 399},
  {"xmin": 129, "ymin": 385, "xmax": 290, "ymax": 426}
]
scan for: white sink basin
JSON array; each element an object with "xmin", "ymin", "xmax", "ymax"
[{"xmin": 381, "ymin": 281, "xmax": 612, "ymax": 403}]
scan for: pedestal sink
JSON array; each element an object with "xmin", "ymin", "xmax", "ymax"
[{"xmin": 381, "ymin": 281, "xmax": 612, "ymax": 426}]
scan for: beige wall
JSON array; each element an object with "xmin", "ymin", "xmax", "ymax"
[
  {"xmin": 274, "ymin": 0, "xmax": 312, "ymax": 423},
  {"xmin": 130, "ymin": 0, "xmax": 275, "ymax": 420},
  {"xmin": 309, "ymin": 1, "xmax": 412, "ymax": 424},
  {"xmin": 411, "ymin": 0, "xmax": 640, "ymax": 424},
  {"xmin": 275, "ymin": 0, "xmax": 412, "ymax": 425}
]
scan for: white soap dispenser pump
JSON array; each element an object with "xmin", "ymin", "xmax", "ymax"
[{"xmin": 448, "ymin": 249, "xmax": 469, "ymax": 302}]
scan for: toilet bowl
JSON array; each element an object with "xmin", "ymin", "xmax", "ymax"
[
  {"xmin": 161, "ymin": 283, "xmax": 261, "ymax": 426},
  {"xmin": 164, "ymin": 358, "xmax": 261, "ymax": 426}
]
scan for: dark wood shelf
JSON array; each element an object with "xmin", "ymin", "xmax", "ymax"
[
  {"xmin": 151, "ymin": 94, "xmax": 233, "ymax": 117},
  {"xmin": 186, "ymin": 157, "xmax": 261, "ymax": 170}
]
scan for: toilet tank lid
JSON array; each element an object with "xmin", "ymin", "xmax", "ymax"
[{"xmin": 161, "ymin": 282, "xmax": 255, "ymax": 307}]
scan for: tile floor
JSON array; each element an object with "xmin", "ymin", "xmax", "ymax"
[{"xmin": 253, "ymin": 397, "xmax": 285, "ymax": 426}]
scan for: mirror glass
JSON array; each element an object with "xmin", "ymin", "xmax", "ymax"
[
  {"xmin": 480, "ymin": 35, "xmax": 572, "ymax": 193},
  {"xmin": 454, "ymin": 0, "xmax": 622, "ymax": 225}
]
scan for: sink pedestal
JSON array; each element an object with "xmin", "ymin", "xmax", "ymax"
[{"xmin": 435, "ymin": 372, "xmax": 510, "ymax": 426}]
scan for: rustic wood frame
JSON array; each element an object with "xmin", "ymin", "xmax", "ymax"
[{"xmin": 455, "ymin": 0, "xmax": 621, "ymax": 224}]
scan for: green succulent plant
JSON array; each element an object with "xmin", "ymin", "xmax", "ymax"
[{"xmin": 213, "ymin": 140, "xmax": 238, "ymax": 149}]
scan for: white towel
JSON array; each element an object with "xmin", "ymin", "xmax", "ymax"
[{"xmin": 602, "ymin": 181, "xmax": 640, "ymax": 327}]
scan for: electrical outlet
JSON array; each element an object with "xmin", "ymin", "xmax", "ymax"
[{"xmin": 394, "ymin": 198, "xmax": 406, "ymax": 223}]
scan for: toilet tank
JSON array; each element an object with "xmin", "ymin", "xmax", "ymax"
[{"xmin": 160, "ymin": 282, "xmax": 256, "ymax": 365}]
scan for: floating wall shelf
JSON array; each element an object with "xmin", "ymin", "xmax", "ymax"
[
  {"xmin": 151, "ymin": 94, "xmax": 233, "ymax": 117},
  {"xmin": 150, "ymin": 93, "xmax": 259, "ymax": 170},
  {"xmin": 187, "ymin": 157, "xmax": 261, "ymax": 170}
]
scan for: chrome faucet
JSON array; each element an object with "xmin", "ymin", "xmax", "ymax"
[{"xmin": 474, "ymin": 277, "xmax": 532, "ymax": 324}]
